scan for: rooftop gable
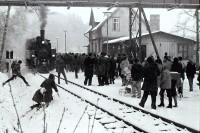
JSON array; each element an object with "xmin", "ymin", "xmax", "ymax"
[{"xmin": 91, "ymin": 8, "xmax": 119, "ymax": 31}]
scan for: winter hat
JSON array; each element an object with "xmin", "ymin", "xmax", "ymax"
[
  {"xmin": 49, "ymin": 74, "xmax": 55, "ymax": 80},
  {"xmin": 147, "ymin": 56, "xmax": 154, "ymax": 63}
]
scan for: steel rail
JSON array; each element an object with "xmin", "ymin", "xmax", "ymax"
[
  {"xmin": 54, "ymin": 74, "xmax": 200, "ymax": 133},
  {"xmin": 40, "ymin": 74, "xmax": 148, "ymax": 133}
]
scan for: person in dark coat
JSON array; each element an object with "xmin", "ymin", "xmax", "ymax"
[
  {"xmin": 108, "ymin": 56, "xmax": 117, "ymax": 84},
  {"xmin": 2, "ymin": 60, "xmax": 30, "ymax": 86},
  {"xmin": 139, "ymin": 56, "xmax": 160, "ymax": 109},
  {"xmin": 197, "ymin": 68, "xmax": 200, "ymax": 89},
  {"xmin": 177, "ymin": 56, "xmax": 185, "ymax": 97},
  {"xmin": 31, "ymin": 74, "xmax": 59, "ymax": 109},
  {"xmin": 73, "ymin": 54, "xmax": 79, "ymax": 79},
  {"xmin": 186, "ymin": 60, "xmax": 196, "ymax": 91},
  {"xmin": 56, "ymin": 54, "xmax": 68, "ymax": 84},
  {"xmin": 170, "ymin": 57, "xmax": 182, "ymax": 107},
  {"xmin": 96, "ymin": 52, "xmax": 107, "ymax": 86},
  {"xmin": 131, "ymin": 58, "xmax": 143, "ymax": 98},
  {"xmin": 83, "ymin": 53, "xmax": 94, "ymax": 86}
]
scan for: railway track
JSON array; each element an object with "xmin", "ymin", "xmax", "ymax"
[{"xmin": 40, "ymin": 74, "xmax": 199, "ymax": 133}]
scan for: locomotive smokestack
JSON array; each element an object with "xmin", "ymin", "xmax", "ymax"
[{"xmin": 40, "ymin": 29, "xmax": 45, "ymax": 41}]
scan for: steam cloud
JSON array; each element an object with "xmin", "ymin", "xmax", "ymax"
[{"xmin": 39, "ymin": 5, "xmax": 48, "ymax": 30}]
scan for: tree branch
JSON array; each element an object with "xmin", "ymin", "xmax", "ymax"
[
  {"xmin": 8, "ymin": 83, "xmax": 23, "ymax": 133},
  {"xmin": 56, "ymin": 107, "xmax": 66, "ymax": 133}
]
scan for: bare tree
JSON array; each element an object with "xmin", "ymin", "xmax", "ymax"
[{"xmin": 172, "ymin": 9, "xmax": 199, "ymax": 40}]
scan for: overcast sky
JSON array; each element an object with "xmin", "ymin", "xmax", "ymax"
[
  {"xmin": 49, "ymin": 7, "xmax": 196, "ymax": 33},
  {"xmin": 1, "ymin": 6, "xmax": 196, "ymax": 54}
]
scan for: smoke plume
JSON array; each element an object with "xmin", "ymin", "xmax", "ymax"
[{"xmin": 39, "ymin": 5, "xmax": 48, "ymax": 30}]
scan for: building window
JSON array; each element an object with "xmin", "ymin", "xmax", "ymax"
[
  {"xmin": 178, "ymin": 44, "xmax": 188, "ymax": 59},
  {"xmin": 112, "ymin": 17, "xmax": 120, "ymax": 32}
]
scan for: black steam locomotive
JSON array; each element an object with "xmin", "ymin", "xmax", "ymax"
[{"xmin": 25, "ymin": 30, "xmax": 56, "ymax": 73}]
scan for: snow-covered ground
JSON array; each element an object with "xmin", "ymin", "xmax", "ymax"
[{"xmin": 0, "ymin": 70, "xmax": 199, "ymax": 133}]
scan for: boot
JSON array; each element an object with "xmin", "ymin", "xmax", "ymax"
[
  {"xmin": 166, "ymin": 96, "xmax": 172, "ymax": 108},
  {"xmin": 158, "ymin": 103, "xmax": 164, "ymax": 107},
  {"xmin": 166, "ymin": 105, "xmax": 172, "ymax": 108},
  {"xmin": 151, "ymin": 104, "xmax": 156, "ymax": 109},
  {"xmin": 173, "ymin": 96, "xmax": 178, "ymax": 107},
  {"xmin": 158, "ymin": 97, "xmax": 164, "ymax": 107},
  {"xmin": 139, "ymin": 102, "xmax": 144, "ymax": 108}
]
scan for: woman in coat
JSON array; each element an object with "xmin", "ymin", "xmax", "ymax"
[
  {"xmin": 158, "ymin": 65, "xmax": 172, "ymax": 108},
  {"xmin": 31, "ymin": 74, "xmax": 59, "ymax": 109},
  {"xmin": 120, "ymin": 56, "xmax": 130, "ymax": 86}
]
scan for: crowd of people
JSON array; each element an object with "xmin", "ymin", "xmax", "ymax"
[
  {"xmin": 2, "ymin": 52, "xmax": 199, "ymax": 110},
  {"xmin": 81, "ymin": 52, "xmax": 198, "ymax": 109}
]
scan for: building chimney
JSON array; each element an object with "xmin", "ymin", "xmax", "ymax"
[{"xmin": 150, "ymin": 14, "xmax": 160, "ymax": 31}]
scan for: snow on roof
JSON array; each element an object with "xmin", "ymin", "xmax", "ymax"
[
  {"xmin": 104, "ymin": 31, "xmax": 196, "ymax": 44},
  {"xmin": 105, "ymin": 36, "xmax": 130, "ymax": 44},
  {"xmin": 91, "ymin": 8, "xmax": 118, "ymax": 31},
  {"xmin": 84, "ymin": 26, "xmax": 92, "ymax": 34}
]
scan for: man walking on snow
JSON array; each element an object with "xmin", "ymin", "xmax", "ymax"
[{"xmin": 2, "ymin": 60, "xmax": 30, "ymax": 86}]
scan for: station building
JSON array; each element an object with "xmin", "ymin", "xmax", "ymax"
[
  {"xmin": 86, "ymin": 7, "xmax": 196, "ymax": 61},
  {"xmin": 102, "ymin": 31, "xmax": 196, "ymax": 61}
]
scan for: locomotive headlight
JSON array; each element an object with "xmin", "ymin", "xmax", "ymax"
[
  {"xmin": 52, "ymin": 54, "xmax": 55, "ymax": 57},
  {"xmin": 42, "ymin": 41, "xmax": 45, "ymax": 44},
  {"xmin": 31, "ymin": 54, "xmax": 35, "ymax": 57}
]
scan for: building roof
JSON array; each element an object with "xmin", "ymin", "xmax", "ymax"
[
  {"xmin": 91, "ymin": 8, "xmax": 119, "ymax": 31},
  {"xmin": 90, "ymin": 7, "xmax": 146, "ymax": 32},
  {"xmin": 104, "ymin": 31, "xmax": 196, "ymax": 44},
  {"xmin": 89, "ymin": 9, "xmax": 95, "ymax": 26}
]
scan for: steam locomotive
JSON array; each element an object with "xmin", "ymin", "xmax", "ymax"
[{"xmin": 25, "ymin": 30, "xmax": 56, "ymax": 73}]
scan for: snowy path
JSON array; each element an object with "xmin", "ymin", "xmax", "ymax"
[
  {"xmin": 53, "ymin": 71, "xmax": 200, "ymax": 131},
  {"xmin": 0, "ymin": 71, "xmax": 199, "ymax": 132},
  {"xmin": 48, "ymin": 74, "xmax": 196, "ymax": 133},
  {"xmin": 0, "ymin": 73, "xmax": 107, "ymax": 133}
]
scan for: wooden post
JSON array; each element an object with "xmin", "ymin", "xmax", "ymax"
[
  {"xmin": 129, "ymin": 7, "xmax": 134, "ymax": 57},
  {"xmin": 0, "ymin": 6, "xmax": 11, "ymax": 64},
  {"xmin": 196, "ymin": 9, "xmax": 199, "ymax": 66},
  {"xmin": 138, "ymin": 5, "xmax": 142, "ymax": 60},
  {"xmin": 140, "ymin": 7, "xmax": 160, "ymax": 59}
]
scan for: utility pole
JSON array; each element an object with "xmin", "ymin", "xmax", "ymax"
[
  {"xmin": 64, "ymin": 30, "xmax": 67, "ymax": 53},
  {"xmin": 104, "ymin": 11, "xmax": 111, "ymax": 55},
  {"xmin": 138, "ymin": 5, "xmax": 142, "ymax": 60},
  {"xmin": 196, "ymin": 9, "xmax": 199, "ymax": 66},
  {"xmin": 107, "ymin": 18, "xmax": 109, "ymax": 55},
  {"xmin": 140, "ymin": 7, "xmax": 160, "ymax": 59},
  {"xmin": 0, "ymin": 6, "xmax": 11, "ymax": 64},
  {"xmin": 56, "ymin": 37, "xmax": 59, "ymax": 53}
]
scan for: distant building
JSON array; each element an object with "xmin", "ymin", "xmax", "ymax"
[
  {"xmin": 103, "ymin": 31, "xmax": 196, "ymax": 61},
  {"xmin": 85, "ymin": 8, "xmax": 147, "ymax": 54}
]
